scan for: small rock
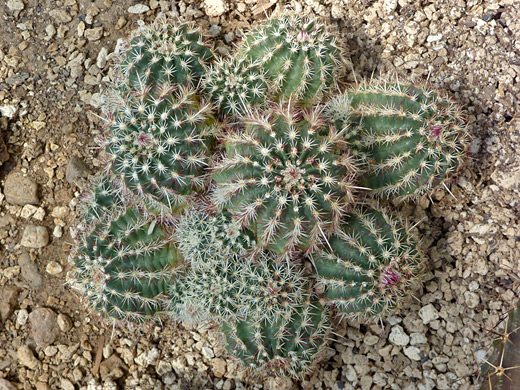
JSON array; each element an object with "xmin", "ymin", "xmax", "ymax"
[
  {"xmin": 0, "ymin": 379, "xmax": 17, "ymax": 390},
  {"xmin": 46, "ymin": 261, "xmax": 63, "ymax": 275},
  {"xmin": 7, "ymin": 0, "xmax": 25, "ymax": 11},
  {"xmin": 410, "ymin": 332, "xmax": 428, "ymax": 345},
  {"xmin": 202, "ymin": 346, "xmax": 214, "ymax": 359},
  {"xmin": 96, "ymin": 47, "xmax": 108, "ymax": 69},
  {"xmin": 51, "ymin": 206, "xmax": 68, "ymax": 218},
  {"xmin": 4, "ymin": 171, "xmax": 38, "ymax": 205},
  {"xmin": 66, "ymin": 156, "xmax": 90, "ymax": 185},
  {"xmin": 100, "ymin": 354, "xmax": 127, "ymax": 380},
  {"xmin": 49, "ymin": 9, "xmax": 72, "ymax": 23},
  {"xmin": 29, "ymin": 307, "xmax": 59, "ymax": 348},
  {"xmin": 0, "ymin": 105, "xmax": 18, "ymax": 119},
  {"xmin": 419, "ymin": 304, "xmax": 440, "ymax": 325},
  {"xmin": 17, "ymin": 345, "xmax": 40, "ymax": 369},
  {"xmin": 21, "ymin": 204, "xmax": 38, "ymax": 219},
  {"xmin": 209, "ymin": 25, "xmax": 221, "ymax": 36},
  {"xmin": 61, "ymin": 379, "xmax": 75, "ymax": 390},
  {"xmin": 389, "ymin": 325, "xmax": 410, "ymax": 346},
  {"xmin": 204, "ymin": 0, "xmax": 226, "ymax": 17},
  {"xmin": 0, "ymin": 286, "xmax": 20, "ymax": 322},
  {"xmin": 18, "ymin": 252, "xmax": 44, "ymax": 290},
  {"xmin": 21, "ymin": 225, "xmax": 49, "ymax": 248},
  {"xmin": 464, "ymin": 291, "xmax": 480, "ymax": 309},
  {"xmin": 57, "ymin": 313, "xmax": 73, "ymax": 332},
  {"xmin": 128, "ymin": 4, "xmax": 150, "ymax": 14},
  {"xmin": 85, "ymin": 27, "xmax": 103, "ymax": 41},
  {"xmin": 211, "ymin": 358, "xmax": 227, "ymax": 378},
  {"xmin": 404, "ymin": 346, "xmax": 421, "ymax": 361},
  {"xmin": 364, "ymin": 334, "xmax": 379, "ymax": 346},
  {"xmin": 53, "ymin": 226, "xmax": 63, "ymax": 238},
  {"xmin": 17, "ymin": 309, "xmax": 29, "ymax": 326},
  {"xmin": 383, "ymin": 0, "xmax": 398, "ymax": 13}
]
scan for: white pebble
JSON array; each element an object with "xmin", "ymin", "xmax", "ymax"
[
  {"xmin": 128, "ymin": 4, "xmax": 150, "ymax": 14},
  {"xmin": 419, "ymin": 304, "xmax": 439, "ymax": 325},
  {"xmin": 389, "ymin": 325, "xmax": 410, "ymax": 346}
]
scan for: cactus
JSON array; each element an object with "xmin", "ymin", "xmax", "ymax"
[
  {"xmin": 70, "ymin": 199, "xmax": 183, "ymax": 324},
  {"xmin": 171, "ymin": 252, "xmax": 307, "ymax": 322},
  {"xmin": 236, "ymin": 14, "xmax": 346, "ymax": 104},
  {"xmin": 327, "ymin": 80, "xmax": 471, "ymax": 200},
  {"xmin": 78, "ymin": 173, "xmax": 124, "ymax": 226},
  {"xmin": 112, "ymin": 17, "xmax": 214, "ymax": 95},
  {"xmin": 212, "ymin": 102, "xmax": 360, "ymax": 257},
  {"xmin": 203, "ymin": 56, "xmax": 267, "ymax": 117},
  {"xmin": 221, "ymin": 298, "xmax": 329, "ymax": 378},
  {"xmin": 310, "ymin": 205, "xmax": 426, "ymax": 322},
  {"xmin": 103, "ymin": 81, "xmax": 213, "ymax": 214},
  {"xmin": 480, "ymin": 302, "xmax": 520, "ymax": 390},
  {"xmin": 175, "ymin": 207, "xmax": 255, "ymax": 268}
]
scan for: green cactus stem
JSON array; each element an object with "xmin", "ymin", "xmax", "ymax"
[
  {"xmin": 212, "ymin": 102, "xmax": 360, "ymax": 257},
  {"xmin": 327, "ymin": 79, "xmax": 471, "ymax": 200},
  {"xmin": 221, "ymin": 298, "xmax": 329, "ymax": 378},
  {"xmin": 311, "ymin": 205, "xmax": 426, "ymax": 322},
  {"xmin": 237, "ymin": 14, "xmax": 346, "ymax": 104}
]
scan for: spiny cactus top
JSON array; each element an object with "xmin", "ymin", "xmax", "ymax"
[
  {"xmin": 221, "ymin": 298, "xmax": 329, "ymax": 378},
  {"xmin": 237, "ymin": 14, "xmax": 346, "ymax": 103},
  {"xmin": 104, "ymin": 83, "xmax": 212, "ymax": 213},
  {"xmin": 171, "ymin": 253, "xmax": 307, "ymax": 323},
  {"xmin": 112, "ymin": 18, "xmax": 214, "ymax": 94},
  {"xmin": 328, "ymin": 80, "xmax": 470, "ymax": 200},
  {"xmin": 203, "ymin": 56, "xmax": 268, "ymax": 117},
  {"xmin": 311, "ymin": 205, "xmax": 426, "ymax": 322},
  {"xmin": 212, "ymin": 103, "xmax": 360, "ymax": 256},
  {"xmin": 175, "ymin": 208, "xmax": 254, "ymax": 268},
  {"xmin": 70, "ymin": 203, "xmax": 183, "ymax": 324}
]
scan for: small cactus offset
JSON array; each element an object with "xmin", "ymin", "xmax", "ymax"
[
  {"xmin": 327, "ymin": 80, "xmax": 471, "ymax": 200},
  {"xmin": 236, "ymin": 14, "xmax": 346, "ymax": 104},
  {"xmin": 221, "ymin": 298, "xmax": 329, "ymax": 378},
  {"xmin": 70, "ymin": 194, "xmax": 183, "ymax": 324},
  {"xmin": 203, "ymin": 57, "xmax": 268, "ymax": 117},
  {"xmin": 311, "ymin": 205, "xmax": 426, "ymax": 322},
  {"xmin": 212, "ymin": 102, "xmax": 360, "ymax": 257},
  {"xmin": 480, "ymin": 302, "xmax": 520, "ymax": 390},
  {"xmin": 171, "ymin": 252, "xmax": 307, "ymax": 323},
  {"xmin": 103, "ymin": 82, "xmax": 213, "ymax": 213},
  {"xmin": 112, "ymin": 17, "xmax": 214, "ymax": 94}
]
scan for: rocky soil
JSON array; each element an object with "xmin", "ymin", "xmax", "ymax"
[{"xmin": 0, "ymin": 0, "xmax": 519, "ymax": 389}]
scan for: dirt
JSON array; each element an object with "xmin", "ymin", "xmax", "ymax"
[{"xmin": 0, "ymin": 0, "xmax": 519, "ymax": 389}]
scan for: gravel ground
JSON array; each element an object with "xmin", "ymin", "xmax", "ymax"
[{"xmin": 0, "ymin": 0, "xmax": 519, "ymax": 389}]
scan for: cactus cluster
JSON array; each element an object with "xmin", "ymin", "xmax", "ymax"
[{"xmin": 68, "ymin": 13, "xmax": 472, "ymax": 381}]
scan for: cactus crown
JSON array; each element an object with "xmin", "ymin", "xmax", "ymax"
[
  {"xmin": 203, "ymin": 56, "xmax": 268, "ymax": 117},
  {"xmin": 212, "ymin": 102, "xmax": 360, "ymax": 257},
  {"xmin": 311, "ymin": 205, "xmax": 426, "ymax": 322},
  {"xmin": 113, "ymin": 18, "xmax": 214, "ymax": 93},
  {"xmin": 328, "ymin": 80, "xmax": 471, "ymax": 200},
  {"xmin": 238, "ymin": 14, "xmax": 346, "ymax": 103}
]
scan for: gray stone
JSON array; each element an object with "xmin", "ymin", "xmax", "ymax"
[
  {"xmin": 29, "ymin": 308, "xmax": 59, "ymax": 348},
  {"xmin": 404, "ymin": 346, "xmax": 421, "ymax": 361},
  {"xmin": 57, "ymin": 313, "xmax": 72, "ymax": 332},
  {"xmin": 0, "ymin": 379, "xmax": 17, "ymax": 390},
  {"xmin": 49, "ymin": 9, "xmax": 72, "ymax": 23},
  {"xmin": 4, "ymin": 172, "xmax": 38, "ymax": 205},
  {"xmin": 66, "ymin": 156, "xmax": 90, "ymax": 185},
  {"xmin": 0, "ymin": 286, "xmax": 20, "ymax": 322},
  {"xmin": 389, "ymin": 325, "xmax": 410, "ymax": 346},
  {"xmin": 20, "ymin": 225, "xmax": 49, "ymax": 248},
  {"xmin": 96, "ymin": 47, "xmax": 108, "ymax": 69},
  {"xmin": 419, "ymin": 304, "xmax": 440, "ymax": 325},
  {"xmin": 464, "ymin": 291, "xmax": 480, "ymax": 309},
  {"xmin": 18, "ymin": 252, "xmax": 44, "ymax": 290},
  {"xmin": 85, "ymin": 27, "xmax": 103, "ymax": 41},
  {"xmin": 100, "ymin": 354, "xmax": 127, "ymax": 380},
  {"xmin": 209, "ymin": 25, "xmax": 221, "ymax": 36},
  {"xmin": 128, "ymin": 4, "xmax": 150, "ymax": 14},
  {"xmin": 6, "ymin": 0, "xmax": 24, "ymax": 11}
]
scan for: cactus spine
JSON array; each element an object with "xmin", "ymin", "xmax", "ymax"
[
  {"xmin": 480, "ymin": 302, "xmax": 520, "ymax": 390},
  {"xmin": 212, "ymin": 102, "xmax": 360, "ymax": 257},
  {"xmin": 311, "ymin": 205, "xmax": 426, "ymax": 322},
  {"xmin": 328, "ymin": 80, "xmax": 470, "ymax": 200}
]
